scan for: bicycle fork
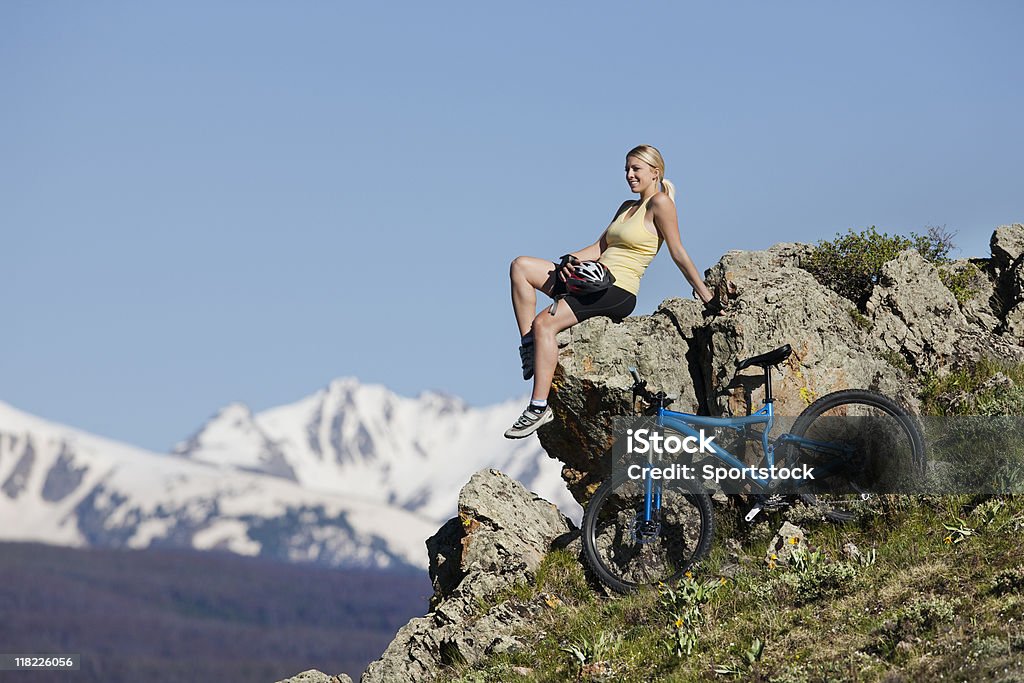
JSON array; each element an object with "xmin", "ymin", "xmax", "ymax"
[{"xmin": 634, "ymin": 446, "xmax": 664, "ymax": 543}]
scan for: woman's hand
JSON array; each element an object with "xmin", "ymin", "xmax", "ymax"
[
  {"xmin": 557, "ymin": 254, "xmax": 581, "ymax": 282},
  {"xmin": 702, "ymin": 298, "xmax": 723, "ymax": 316},
  {"xmin": 691, "ymin": 286, "xmax": 722, "ymax": 316}
]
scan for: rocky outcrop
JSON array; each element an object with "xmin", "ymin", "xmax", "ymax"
[
  {"xmin": 865, "ymin": 250, "xmax": 970, "ymax": 372},
  {"xmin": 542, "ymin": 225, "xmax": 1024, "ymax": 503},
  {"xmin": 990, "ymin": 224, "xmax": 1024, "ymax": 337},
  {"xmin": 361, "ymin": 469, "xmax": 573, "ymax": 683},
  {"xmin": 275, "ymin": 671, "xmax": 353, "ymax": 683},
  {"xmin": 701, "ymin": 243, "xmax": 906, "ymax": 415},
  {"xmin": 990, "ymin": 224, "xmax": 1024, "ymax": 272},
  {"xmin": 284, "ymin": 225, "xmax": 1024, "ymax": 682}
]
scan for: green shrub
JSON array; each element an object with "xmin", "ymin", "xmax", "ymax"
[
  {"xmin": 871, "ymin": 595, "xmax": 959, "ymax": 660},
  {"xmin": 991, "ymin": 564, "xmax": 1024, "ymax": 595},
  {"xmin": 878, "ymin": 349, "xmax": 913, "ymax": 375},
  {"xmin": 848, "ymin": 308, "xmax": 872, "ymax": 331},
  {"xmin": 802, "ymin": 225, "xmax": 955, "ymax": 306},
  {"xmin": 938, "ymin": 262, "xmax": 982, "ymax": 305},
  {"xmin": 771, "ymin": 547, "xmax": 859, "ymax": 605}
]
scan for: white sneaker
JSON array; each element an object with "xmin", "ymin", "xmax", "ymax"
[{"xmin": 503, "ymin": 405, "xmax": 553, "ymax": 439}]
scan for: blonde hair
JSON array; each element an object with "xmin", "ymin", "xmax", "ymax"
[{"xmin": 626, "ymin": 144, "xmax": 675, "ymax": 203}]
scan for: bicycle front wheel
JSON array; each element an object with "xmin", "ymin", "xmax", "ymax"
[
  {"xmin": 786, "ymin": 389, "xmax": 926, "ymax": 521},
  {"xmin": 582, "ymin": 475, "xmax": 714, "ymax": 594}
]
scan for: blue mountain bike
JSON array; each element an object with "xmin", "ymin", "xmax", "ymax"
[{"xmin": 581, "ymin": 344, "xmax": 926, "ymax": 593}]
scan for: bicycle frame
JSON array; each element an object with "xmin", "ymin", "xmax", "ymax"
[{"xmin": 638, "ymin": 401, "xmax": 850, "ymax": 528}]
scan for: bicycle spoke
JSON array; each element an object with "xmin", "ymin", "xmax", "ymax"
[{"xmin": 583, "ymin": 478, "xmax": 713, "ymax": 593}]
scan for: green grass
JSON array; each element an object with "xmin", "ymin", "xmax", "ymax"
[
  {"xmin": 920, "ymin": 357, "xmax": 1024, "ymax": 417},
  {"xmin": 439, "ymin": 496, "xmax": 1024, "ymax": 682}
]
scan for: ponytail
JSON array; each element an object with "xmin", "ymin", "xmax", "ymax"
[{"xmin": 661, "ymin": 177, "xmax": 676, "ymax": 204}]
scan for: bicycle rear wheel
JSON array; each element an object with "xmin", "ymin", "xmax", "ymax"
[
  {"xmin": 582, "ymin": 475, "xmax": 714, "ymax": 594},
  {"xmin": 786, "ymin": 389, "xmax": 926, "ymax": 521}
]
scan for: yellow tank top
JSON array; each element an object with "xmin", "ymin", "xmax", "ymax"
[{"xmin": 599, "ymin": 199, "xmax": 662, "ymax": 295}]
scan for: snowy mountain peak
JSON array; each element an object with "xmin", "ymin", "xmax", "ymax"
[
  {"xmin": 325, "ymin": 377, "xmax": 361, "ymax": 391},
  {"xmin": 216, "ymin": 402, "xmax": 255, "ymax": 422},
  {"xmin": 178, "ymin": 381, "xmax": 579, "ymax": 522},
  {"xmin": 416, "ymin": 390, "xmax": 468, "ymax": 417},
  {"xmin": 172, "ymin": 402, "xmax": 295, "ymax": 480}
]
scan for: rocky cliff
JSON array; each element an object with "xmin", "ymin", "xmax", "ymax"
[
  {"xmin": 542, "ymin": 225, "xmax": 1024, "ymax": 503},
  {"xmin": 281, "ymin": 224, "xmax": 1024, "ymax": 683}
]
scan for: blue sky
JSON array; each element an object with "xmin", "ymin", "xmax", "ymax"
[{"xmin": 3, "ymin": 1, "xmax": 1022, "ymax": 451}]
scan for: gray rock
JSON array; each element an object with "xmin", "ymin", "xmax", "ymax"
[
  {"xmin": 990, "ymin": 224, "xmax": 1024, "ymax": 272},
  {"xmin": 866, "ymin": 250, "xmax": 969, "ymax": 373},
  {"xmin": 1003, "ymin": 256, "xmax": 1024, "ymax": 339},
  {"xmin": 425, "ymin": 517, "xmax": 463, "ymax": 607},
  {"xmin": 275, "ymin": 670, "xmax": 352, "ymax": 683},
  {"xmin": 362, "ymin": 469, "xmax": 573, "ymax": 683},
  {"xmin": 766, "ymin": 522, "xmax": 808, "ymax": 565},
  {"xmin": 540, "ymin": 305, "xmax": 703, "ymax": 500},
  {"xmin": 945, "ymin": 258, "xmax": 1000, "ymax": 331},
  {"xmin": 457, "ymin": 469, "xmax": 572, "ymax": 578},
  {"xmin": 704, "ymin": 244, "xmax": 907, "ymax": 416}
]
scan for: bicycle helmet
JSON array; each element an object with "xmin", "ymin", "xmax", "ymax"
[{"xmin": 564, "ymin": 260, "xmax": 615, "ymax": 295}]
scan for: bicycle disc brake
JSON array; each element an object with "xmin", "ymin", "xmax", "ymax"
[{"xmin": 633, "ymin": 517, "xmax": 661, "ymax": 543}]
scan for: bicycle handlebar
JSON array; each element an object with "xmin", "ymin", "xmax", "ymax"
[{"xmin": 627, "ymin": 368, "xmax": 673, "ymax": 409}]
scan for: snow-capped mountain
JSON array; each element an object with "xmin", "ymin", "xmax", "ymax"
[
  {"xmin": 171, "ymin": 378, "xmax": 580, "ymax": 523},
  {"xmin": 0, "ymin": 381, "xmax": 578, "ymax": 571},
  {"xmin": 0, "ymin": 400, "xmax": 437, "ymax": 570}
]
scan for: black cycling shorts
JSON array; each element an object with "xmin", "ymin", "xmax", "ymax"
[{"xmin": 552, "ymin": 280, "xmax": 637, "ymax": 323}]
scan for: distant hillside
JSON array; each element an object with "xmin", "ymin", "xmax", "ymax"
[{"xmin": 0, "ymin": 542, "xmax": 431, "ymax": 683}]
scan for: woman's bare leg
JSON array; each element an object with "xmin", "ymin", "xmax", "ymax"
[
  {"xmin": 510, "ymin": 256, "xmax": 558, "ymax": 337},
  {"xmin": 529, "ymin": 302, "xmax": 579, "ymax": 402}
]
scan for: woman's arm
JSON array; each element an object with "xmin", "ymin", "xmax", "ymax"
[{"xmin": 650, "ymin": 194, "xmax": 714, "ymax": 304}]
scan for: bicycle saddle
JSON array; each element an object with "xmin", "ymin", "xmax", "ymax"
[{"xmin": 736, "ymin": 344, "xmax": 792, "ymax": 370}]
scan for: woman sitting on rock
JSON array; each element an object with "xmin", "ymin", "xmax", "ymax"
[{"xmin": 505, "ymin": 144, "xmax": 715, "ymax": 438}]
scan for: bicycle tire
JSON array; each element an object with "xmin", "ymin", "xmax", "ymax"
[
  {"xmin": 785, "ymin": 389, "xmax": 926, "ymax": 522},
  {"xmin": 582, "ymin": 474, "xmax": 714, "ymax": 594}
]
